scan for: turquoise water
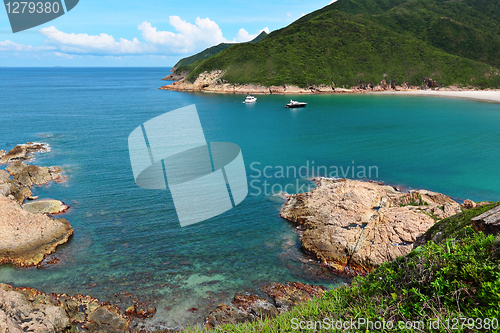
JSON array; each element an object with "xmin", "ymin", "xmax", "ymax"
[{"xmin": 1, "ymin": 68, "xmax": 500, "ymax": 329}]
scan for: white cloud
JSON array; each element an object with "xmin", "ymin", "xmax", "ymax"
[
  {"xmin": 0, "ymin": 40, "xmax": 54, "ymax": 51},
  {"xmin": 138, "ymin": 16, "xmax": 229, "ymax": 54},
  {"xmin": 235, "ymin": 27, "xmax": 269, "ymax": 42},
  {"xmin": 39, "ymin": 26, "xmax": 154, "ymax": 55},
  {"xmin": 0, "ymin": 16, "xmax": 270, "ymax": 58}
]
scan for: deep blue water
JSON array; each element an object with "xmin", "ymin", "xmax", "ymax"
[{"xmin": 0, "ymin": 68, "xmax": 499, "ymax": 329}]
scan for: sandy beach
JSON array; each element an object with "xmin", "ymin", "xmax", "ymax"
[{"xmin": 374, "ymin": 90, "xmax": 500, "ymax": 104}]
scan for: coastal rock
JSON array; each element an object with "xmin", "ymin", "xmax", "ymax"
[
  {"xmin": 471, "ymin": 206, "xmax": 500, "ymax": 236},
  {"xmin": 0, "ymin": 142, "xmax": 50, "ymax": 164},
  {"xmin": 462, "ymin": 199, "xmax": 477, "ymax": 209},
  {"xmin": 0, "ymin": 284, "xmax": 130, "ymax": 333},
  {"xmin": 280, "ymin": 179, "xmax": 461, "ymax": 275},
  {"xmin": 0, "ymin": 195, "xmax": 73, "ymax": 267},
  {"xmin": 23, "ymin": 199, "xmax": 69, "ymax": 215},
  {"xmin": 162, "ymin": 70, "xmax": 188, "ymax": 81},
  {"xmin": 205, "ymin": 282, "xmax": 323, "ymax": 329},
  {"xmin": 0, "ymin": 169, "xmax": 33, "ymax": 204},
  {"xmin": 0, "ymin": 284, "xmax": 71, "ymax": 333},
  {"xmin": 6, "ymin": 161, "xmax": 63, "ymax": 187},
  {"xmin": 262, "ymin": 282, "xmax": 326, "ymax": 312}
]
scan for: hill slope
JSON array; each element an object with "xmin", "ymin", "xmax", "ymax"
[
  {"xmin": 172, "ymin": 31, "xmax": 267, "ymax": 70},
  {"xmin": 180, "ymin": 0, "xmax": 500, "ymax": 89}
]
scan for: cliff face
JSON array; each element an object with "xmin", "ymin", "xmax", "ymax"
[{"xmin": 280, "ymin": 178, "xmax": 462, "ymax": 276}]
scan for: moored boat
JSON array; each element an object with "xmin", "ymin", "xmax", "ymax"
[
  {"xmin": 286, "ymin": 100, "xmax": 307, "ymax": 108},
  {"xmin": 243, "ymin": 95, "xmax": 257, "ymax": 103}
]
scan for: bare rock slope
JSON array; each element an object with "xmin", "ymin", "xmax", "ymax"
[{"xmin": 280, "ymin": 178, "xmax": 461, "ymax": 275}]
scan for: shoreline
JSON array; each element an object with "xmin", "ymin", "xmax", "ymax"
[{"xmin": 159, "ymin": 72, "xmax": 500, "ymax": 104}]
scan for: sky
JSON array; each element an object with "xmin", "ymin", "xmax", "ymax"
[{"xmin": 0, "ymin": 0, "xmax": 336, "ymax": 67}]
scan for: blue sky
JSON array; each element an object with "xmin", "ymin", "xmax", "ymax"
[{"xmin": 0, "ymin": 0, "xmax": 335, "ymax": 66}]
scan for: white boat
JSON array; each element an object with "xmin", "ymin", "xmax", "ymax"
[
  {"xmin": 243, "ymin": 95, "xmax": 257, "ymax": 103},
  {"xmin": 286, "ymin": 100, "xmax": 307, "ymax": 108}
]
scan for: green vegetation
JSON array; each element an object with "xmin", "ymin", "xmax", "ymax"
[
  {"xmin": 184, "ymin": 203, "xmax": 500, "ymax": 332},
  {"xmin": 181, "ymin": 0, "xmax": 500, "ymax": 88},
  {"xmin": 172, "ymin": 31, "xmax": 267, "ymax": 70}
]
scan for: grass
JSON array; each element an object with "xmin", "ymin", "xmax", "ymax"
[
  {"xmin": 181, "ymin": 0, "xmax": 500, "ymax": 89},
  {"xmin": 182, "ymin": 203, "xmax": 500, "ymax": 332}
]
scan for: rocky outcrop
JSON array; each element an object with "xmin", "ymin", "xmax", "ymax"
[
  {"xmin": 0, "ymin": 142, "xmax": 50, "ymax": 164},
  {"xmin": 280, "ymin": 178, "xmax": 461, "ymax": 276},
  {"xmin": 162, "ymin": 70, "xmax": 188, "ymax": 81},
  {"xmin": 471, "ymin": 206, "xmax": 500, "ymax": 236},
  {"xmin": 159, "ymin": 70, "xmax": 355, "ymax": 95},
  {"xmin": 0, "ymin": 195, "xmax": 73, "ymax": 267},
  {"xmin": 5, "ymin": 161, "xmax": 63, "ymax": 187},
  {"xmin": 0, "ymin": 169, "xmax": 34, "ymax": 204},
  {"xmin": 0, "ymin": 283, "xmax": 130, "ymax": 333},
  {"xmin": 204, "ymin": 282, "xmax": 325, "ymax": 329},
  {"xmin": 23, "ymin": 199, "xmax": 69, "ymax": 215}
]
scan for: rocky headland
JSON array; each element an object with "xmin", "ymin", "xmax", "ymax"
[
  {"xmin": 279, "ymin": 178, "xmax": 474, "ymax": 276},
  {"xmin": 0, "ymin": 143, "xmax": 72, "ymax": 267},
  {"xmin": 159, "ymin": 70, "xmax": 498, "ymax": 96}
]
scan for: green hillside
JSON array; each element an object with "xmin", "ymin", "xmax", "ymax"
[
  {"xmin": 172, "ymin": 31, "xmax": 267, "ymax": 69},
  {"xmin": 182, "ymin": 0, "xmax": 500, "ymax": 88}
]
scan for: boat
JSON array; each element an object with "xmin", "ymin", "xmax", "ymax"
[
  {"xmin": 286, "ymin": 100, "xmax": 307, "ymax": 108},
  {"xmin": 243, "ymin": 95, "xmax": 257, "ymax": 103}
]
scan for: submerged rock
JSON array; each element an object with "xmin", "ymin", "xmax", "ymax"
[
  {"xmin": 0, "ymin": 195, "xmax": 73, "ymax": 267},
  {"xmin": 23, "ymin": 199, "xmax": 69, "ymax": 215},
  {"xmin": 472, "ymin": 206, "xmax": 500, "ymax": 236},
  {"xmin": 280, "ymin": 178, "xmax": 461, "ymax": 276},
  {"xmin": 0, "ymin": 284, "xmax": 130, "ymax": 333}
]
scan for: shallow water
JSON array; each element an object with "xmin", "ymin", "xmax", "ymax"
[{"xmin": 0, "ymin": 68, "xmax": 499, "ymax": 328}]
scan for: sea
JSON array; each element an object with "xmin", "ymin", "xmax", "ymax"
[{"xmin": 0, "ymin": 67, "xmax": 499, "ymax": 329}]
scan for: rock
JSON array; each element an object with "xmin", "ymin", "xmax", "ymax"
[
  {"xmin": 162, "ymin": 70, "xmax": 188, "ymax": 81},
  {"xmin": 280, "ymin": 179, "xmax": 460, "ymax": 275},
  {"xmin": 471, "ymin": 206, "xmax": 500, "ymax": 236},
  {"xmin": 462, "ymin": 199, "xmax": 477, "ymax": 209},
  {"xmin": 0, "ymin": 195, "xmax": 73, "ymax": 267},
  {"xmin": 6, "ymin": 161, "xmax": 62, "ymax": 187},
  {"xmin": 205, "ymin": 282, "xmax": 323, "ymax": 329},
  {"xmin": 0, "ymin": 142, "xmax": 50, "ymax": 164},
  {"xmin": 0, "ymin": 169, "xmax": 33, "ymax": 204},
  {"xmin": 0, "ymin": 284, "xmax": 71, "ymax": 333},
  {"xmin": 262, "ymin": 282, "xmax": 325, "ymax": 312},
  {"xmin": 23, "ymin": 199, "xmax": 69, "ymax": 215},
  {"xmin": 0, "ymin": 284, "xmax": 130, "ymax": 333}
]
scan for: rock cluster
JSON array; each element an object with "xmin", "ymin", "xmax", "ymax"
[
  {"xmin": 205, "ymin": 282, "xmax": 325, "ymax": 329},
  {"xmin": 0, "ymin": 142, "xmax": 50, "ymax": 164},
  {"xmin": 6, "ymin": 161, "xmax": 63, "ymax": 187},
  {"xmin": 280, "ymin": 178, "xmax": 461, "ymax": 276},
  {"xmin": 0, "ymin": 143, "xmax": 71, "ymax": 267},
  {"xmin": 0, "ymin": 283, "xmax": 129, "ymax": 333}
]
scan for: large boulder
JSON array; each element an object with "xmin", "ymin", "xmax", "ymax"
[
  {"xmin": 280, "ymin": 178, "xmax": 461, "ymax": 275},
  {"xmin": 0, "ymin": 195, "xmax": 73, "ymax": 267},
  {"xmin": 472, "ymin": 206, "xmax": 500, "ymax": 236}
]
